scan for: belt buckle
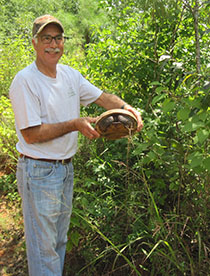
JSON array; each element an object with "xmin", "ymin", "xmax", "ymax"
[{"xmin": 62, "ymin": 159, "xmax": 65, "ymax": 165}]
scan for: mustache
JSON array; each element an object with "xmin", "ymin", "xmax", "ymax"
[{"xmin": 45, "ymin": 48, "xmax": 60, "ymax": 53}]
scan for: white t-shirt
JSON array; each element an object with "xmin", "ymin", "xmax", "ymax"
[{"xmin": 9, "ymin": 62, "xmax": 102, "ymax": 159}]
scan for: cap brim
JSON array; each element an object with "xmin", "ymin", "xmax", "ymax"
[{"xmin": 35, "ymin": 20, "xmax": 64, "ymax": 36}]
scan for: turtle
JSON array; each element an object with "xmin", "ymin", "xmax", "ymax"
[{"xmin": 95, "ymin": 109, "xmax": 138, "ymax": 140}]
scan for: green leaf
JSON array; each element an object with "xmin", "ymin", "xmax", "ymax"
[
  {"xmin": 70, "ymin": 216, "xmax": 81, "ymax": 227},
  {"xmin": 169, "ymin": 182, "xmax": 179, "ymax": 191},
  {"xmin": 66, "ymin": 239, "xmax": 73, "ymax": 252},
  {"xmin": 203, "ymin": 157, "xmax": 210, "ymax": 172},
  {"xmin": 155, "ymin": 86, "xmax": 165, "ymax": 93},
  {"xmin": 162, "ymin": 99, "xmax": 175, "ymax": 113},
  {"xmin": 183, "ymin": 121, "xmax": 205, "ymax": 132},
  {"xmin": 183, "ymin": 122, "xmax": 193, "ymax": 132},
  {"xmin": 71, "ymin": 231, "xmax": 81, "ymax": 247},
  {"xmin": 150, "ymin": 81, "xmax": 161, "ymax": 86},
  {"xmin": 133, "ymin": 143, "xmax": 149, "ymax": 155},
  {"xmin": 152, "ymin": 94, "xmax": 166, "ymax": 105},
  {"xmin": 147, "ymin": 151, "xmax": 156, "ymax": 161},
  {"xmin": 194, "ymin": 129, "xmax": 209, "ymax": 144},
  {"xmin": 187, "ymin": 152, "xmax": 203, "ymax": 168},
  {"xmin": 177, "ymin": 108, "xmax": 191, "ymax": 121},
  {"xmin": 190, "ymin": 156, "xmax": 203, "ymax": 168}
]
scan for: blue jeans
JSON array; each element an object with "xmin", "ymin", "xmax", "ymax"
[{"xmin": 17, "ymin": 156, "xmax": 74, "ymax": 276}]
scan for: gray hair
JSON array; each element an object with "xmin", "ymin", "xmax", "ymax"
[{"xmin": 33, "ymin": 35, "xmax": 38, "ymax": 44}]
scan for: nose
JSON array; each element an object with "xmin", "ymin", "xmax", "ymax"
[{"xmin": 50, "ymin": 37, "xmax": 58, "ymax": 46}]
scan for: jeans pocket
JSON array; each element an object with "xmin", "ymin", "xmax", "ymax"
[{"xmin": 29, "ymin": 161, "xmax": 56, "ymax": 180}]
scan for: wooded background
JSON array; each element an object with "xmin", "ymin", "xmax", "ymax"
[{"xmin": 0, "ymin": 0, "xmax": 209, "ymax": 275}]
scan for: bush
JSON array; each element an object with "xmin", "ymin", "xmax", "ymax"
[
  {"xmin": 65, "ymin": 3, "xmax": 210, "ymax": 274},
  {"xmin": 0, "ymin": 96, "xmax": 18, "ymax": 172},
  {"xmin": 0, "ymin": 36, "xmax": 34, "ymax": 97}
]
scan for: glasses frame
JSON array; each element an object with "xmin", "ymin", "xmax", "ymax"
[
  {"xmin": 35, "ymin": 34, "xmax": 66, "ymax": 44},
  {"xmin": 41, "ymin": 34, "xmax": 64, "ymax": 44}
]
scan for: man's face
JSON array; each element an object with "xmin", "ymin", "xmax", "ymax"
[{"xmin": 32, "ymin": 23, "xmax": 64, "ymax": 66}]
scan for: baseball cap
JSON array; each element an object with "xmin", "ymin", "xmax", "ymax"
[{"xmin": 32, "ymin": 14, "xmax": 64, "ymax": 37}]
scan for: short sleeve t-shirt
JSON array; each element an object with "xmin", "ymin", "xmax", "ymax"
[{"xmin": 9, "ymin": 62, "xmax": 102, "ymax": 159}]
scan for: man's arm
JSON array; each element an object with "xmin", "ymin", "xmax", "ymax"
[
  {"xmin": 94, "ymin": 92, "xmax": 126, "ymax": 110},
  {"xmin": 21, "ymin": 117, "xmax": 100, "ymax": 144},
  {"xmin": 94, "ymin": 92, "xmax": 143, "ymax": 131},
  {"xmin": 21, "ymin": 92, "xmax": 143, "ymax": 144}
]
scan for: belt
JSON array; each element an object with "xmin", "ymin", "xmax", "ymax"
[{"xmin": 20, "ymin": 154, "xmax": 72, "ymax": 165}]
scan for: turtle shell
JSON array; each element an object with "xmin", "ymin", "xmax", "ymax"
[{"xmin": 95, "ymin": 109, "xmax": 137, "ymax": 140}]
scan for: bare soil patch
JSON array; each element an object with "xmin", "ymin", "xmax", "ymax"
[{"xmin": 0, "ymin": 194, "xmax": 28, "ymax": 276}]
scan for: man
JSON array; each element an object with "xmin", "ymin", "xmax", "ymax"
[{"xmin": 9, "ymin": 15, "xmax": 143, "ymax": 276}]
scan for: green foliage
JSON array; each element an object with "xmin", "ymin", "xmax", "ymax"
[
  {"xmin": 69, "ymin": 1, "xmax": 210, "ymax": 274},
  {"xmin": 87, "ymin": 0, "xmax": 210, "ymax": 100},
  {"xmin": 0, "ymin": 173, "xmax": 19, "ymax": 201},
  {"xmin": 0, "ymin": 36, "xmax": 34, "ymax": 97},
  {"xmin": 0, "ymin": 0, "xmax": 107, "ymax": 54},
  {"xmin": 0, "ymin": 96, "xmax": 18, "ymax": 171}
]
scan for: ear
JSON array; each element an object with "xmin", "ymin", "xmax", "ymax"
[{"xmin": 32, "ymin": 38, "xmax": 37, "ymax": 51}]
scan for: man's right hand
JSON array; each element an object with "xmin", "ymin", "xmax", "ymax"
[{"xmin": 74, "ymin": 117, "xmax": 100, "ymax": 139}]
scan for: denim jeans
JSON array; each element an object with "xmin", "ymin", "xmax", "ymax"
[{"xmin": 17, "ymin": 156, "xmax": 74, "ymax": 276}]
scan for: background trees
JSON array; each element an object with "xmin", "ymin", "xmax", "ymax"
[{"xmin": 0, "ymin": 0, "xmax": 209, "ymax": 275}]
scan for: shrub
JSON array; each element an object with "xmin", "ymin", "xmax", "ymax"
[{"xmin": 0, "ymin": 96, "xmax": 18, "ymax": 172}]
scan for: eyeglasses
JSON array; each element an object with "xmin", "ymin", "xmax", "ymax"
[{"xmin": 40, "ymin": 34, "xmax": 65, "ymax": 44}]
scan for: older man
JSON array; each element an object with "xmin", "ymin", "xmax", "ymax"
[{"xmin": 9, "ymin": 14, "xmax": 143, "ymax": 276}]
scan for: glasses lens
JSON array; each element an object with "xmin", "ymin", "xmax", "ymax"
[
  {"xmin": 41, "ymin": 35, "xmax": 64, "ymax": 44},
  {"xmin": 41, "ymin": 35, "xmax": 52, "ymax": 44},
  {"xmin": 55, "ymin": 35, "xmax": 63, "ymax": 43}
]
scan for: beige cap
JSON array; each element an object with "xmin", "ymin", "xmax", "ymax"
[{"xmin": 32, "ymin": 14, "xmax": 64, "ymax": 37}]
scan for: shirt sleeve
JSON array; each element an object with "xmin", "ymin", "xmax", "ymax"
[
  {"xmin": 78, "ymin": 72, "xmax": 103, "ymax": 106},
  {"xmin": 9, "ymin": 72, "xmax": 41, "ymax": 130}
]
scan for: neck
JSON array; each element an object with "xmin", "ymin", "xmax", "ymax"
[{"xmin": 35, "ymin": 59, "xmax": 57, "ymax": 78}]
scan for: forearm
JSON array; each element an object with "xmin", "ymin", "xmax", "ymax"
[
  {"xmin": 21, "ymin": 116, "xmax": 100, "ymax": 144},
  {"xmin": 21, "ymin": 120, "xmax": 77, "ymax": 144},
  {"xmin": 94, "ymin": 92, "xmax": 127, "ymax": 110}
]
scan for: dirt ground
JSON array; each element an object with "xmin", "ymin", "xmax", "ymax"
[{"xmin": 0, "ymin": 194, "xmax": 28, "ymax": 276}]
